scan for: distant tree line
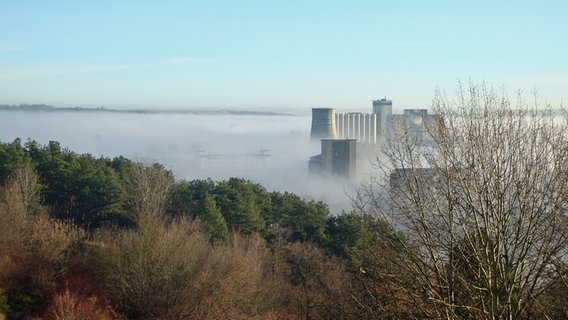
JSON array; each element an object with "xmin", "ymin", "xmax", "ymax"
[
  {"xmin": 0, "ymin": 138, "xmax": 366, "ymax": 252},
  {"xmin": 0, "ymin": 104, "xmax": 290, "ymax": 115},
  {"xmin": 0, "ymin": 104, "xmax": 54, "ymax": 111}
]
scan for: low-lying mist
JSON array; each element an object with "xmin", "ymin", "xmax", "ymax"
[{"xmin": 0, "ymin": 110, "xmax": 363, "ymax": 213}]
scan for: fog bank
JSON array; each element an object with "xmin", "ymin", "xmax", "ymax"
[{"xmin": 0, "ymin": 111, "xmax": 361, "ymax": 213}]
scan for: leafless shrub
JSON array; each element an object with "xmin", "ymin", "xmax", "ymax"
[
  {"xmin": 93, "ymin": 217, "xmax": 208, "ymax": 319},
  {"xmin": 0, "ymin": 214, "xmax": 84, "ymax": 315},
  {"xmin": 47, "ymin": 289, "xmax": 119, "ymax": 320},
  {"xmin": 190, "ymin": 233, "xmax": 276, "ymax": 319},
  {"xmin": 275, "ymin": 241, "xmax": 354, "ymax": 319},
  {"xmin": 93, "ymin": 215, "xmax": 282, "ymax": 319},
  {"xmin": 0, "ymin": 164, "xmax": 84, "ymax": 316}
]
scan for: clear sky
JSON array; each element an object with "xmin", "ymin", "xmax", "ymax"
[{"xmin": 1, "ymin": 0, "xmax": 566, "ymax": 111}]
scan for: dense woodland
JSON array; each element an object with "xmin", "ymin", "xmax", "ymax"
[
  {"xmin": 1, "ymin": 86, "xmax": 568, "ymax": 320},
  {"xmin": 0, "ymin": 138, "xmax": 420, "ymax": 319}
]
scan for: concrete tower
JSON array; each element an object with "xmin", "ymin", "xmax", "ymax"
[
  {"xmin": 308, "ymin": 139, "xmax": 357, "ymax": 181},
  {"xmin": 372, "ymin": 97, "xmax": 392, "ymax": 114},
  {"xmin": 372, "ymin": 98, "xmax": 392, "ymax": 141},
  {"xmin": 321, "ymin": 139, "xmax": 356, "ymax": 180},
  {"xmin": 310, "ymin": 108, "xmax": 338, "ymax": 141}
]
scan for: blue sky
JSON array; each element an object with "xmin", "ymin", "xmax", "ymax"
[{"xmin": 0, "ymin": 0, "xmax": 566, "ymax": 110}]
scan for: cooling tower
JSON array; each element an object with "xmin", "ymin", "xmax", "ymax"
[{"xmin": 310, "ymin": 108, "xmax": 338, "ymax": 141}]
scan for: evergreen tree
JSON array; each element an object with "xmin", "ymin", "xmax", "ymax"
[
  {"xmin": 196, "ymin": 194, "xmax": 229, "ymax": 241},
  {"xmin": 214, "ymin": 178, "xmax": 267, "ymax": 234}
]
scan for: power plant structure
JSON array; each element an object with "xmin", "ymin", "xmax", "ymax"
[
  {"xmin": 334, "ymin": 97, "xmax": 393, "ymax": 144},
  {"xmin": 399, "ymin": 109, "xmax": 437, "ymax": 141},
  {"xmin": 372, "ymin": 97, "xmax": 393, "ymax": 114},
  {"xmin": 373, "ymin": 98, "xmax": 393, "ymax": 141},
  {"xmin": 310, "ymin": 100, "xmax": 393, "ymax": 144},
  {"xmin": 310, "ymin": 108, "xmax": 338, "ymax": 141},
  {"xmin": 332, "ymin": 98, "xmax": 436, "ymax": 144},
  {"xmin": 309, "ymin": 139, "xmax": 357, "ymax": 181},
  {"xmin": 308, "ymin": 97, "xmax": 437, "ymax": 182},
  {"xmin": 335, "ymin": 113, "xmax": 378, "ymax": 144}
]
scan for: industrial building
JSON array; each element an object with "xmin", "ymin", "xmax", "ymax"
[
  {"xmin": 309, "ymin": 139, "xmax": 357, "ymax": 181},
  {"xmin": 330, "ymin": 98, "xmax": 436, "ymax": 144},
  {"xmin": 333, "ymin": 97, "xmax": 393, "ymax": 144},
  {"xmin": 335, "ymin": 113, "xmax": 378, "ymax": 144},
  {"xmin": 310, "ymin": 108, "xmax": 338, "ymax": 141},
  {"xmin": 308, "ymin": 97, "xmax": 437, "ymax": 181},
  {"xmin": 372, "ymin": 98, "xmax": 393, "ymax": 141},
  {"xmin": 401, "ymin": 109, "xmax": 439, "ymax": 142}
]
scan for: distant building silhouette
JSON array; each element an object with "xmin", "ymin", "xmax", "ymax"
[
  {"xmin": 308, "ymin": 97, "xmax": 437, "ymax": 183},
  {"xmin": 336, "ymin": 112, "xmax": 378, "ymax": 144},
  {"xmin": 335, "ymin": 97, "xmax": 393, "ymax": 144},
  {"xmin": 334, "ymin": 98, "xmax": 437, "ymax": 144},
  {"xmin": 373, "ymin": 98, "xmax": 393, "ymax": 142},
  {"xmin": 310, "ymin": 108, "xmax": 338, "ymax": 141},
  {"xmin": 309, "ymin": 139, "xmax": 356, "ymax": 181}
]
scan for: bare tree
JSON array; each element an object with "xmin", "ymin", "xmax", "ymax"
[
  {"xmin": 123, "ymin": 162, "xmax": 174, "ymax": 227},
  {"xmin": 358, "ymin": 83, "xmax": 568, "ymax": 319},
  {"xmin": 3, "ymin": 159, "xmax": 42, "ymax": 217}
]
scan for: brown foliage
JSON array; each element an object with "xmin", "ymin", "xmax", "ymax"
[
  {"xmin": 190, "ymin": 233, "xmax": 277, "ymax": 319},
  {"xmin": 46, "ymin": 289, "xmax": 119, "ymax": 320},
  {"xmin": 0, "ymin": 165, "xmax": 84, "ymax": 316},
  {"xmin": 274, "ymin": 241, "xmax": 355, "ymax": 319},
  {"xmin": 93, "ymin": 217, "xmax": 278, "ymax": 319},
  {"xmin": 0, "ymin": 215, "xmax": 84, "ymax": 316},
  {"xmin": 526, "ymin": 264, "xmax": 568, "ymax": 319},
  {"xmin": 349, "ymin": 243, "xmax": 436, "ymax": 319}
]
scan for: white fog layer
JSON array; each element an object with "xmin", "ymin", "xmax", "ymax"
[{"xmin": 0, "ymin": 111, "xmax": 358, "ymax": 212}]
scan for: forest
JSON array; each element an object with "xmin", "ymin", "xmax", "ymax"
[
  {"xmin": 0, "ymin": 138, "xmax": 420, "ymax": 319},
  {"xmin": 1, "ymin": 86, "xmax": 568, "ymax": 320}
]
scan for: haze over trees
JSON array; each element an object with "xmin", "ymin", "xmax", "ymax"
[{"xmin": 0, "ymin": 83, "xmax": 567, "ymax": 319}]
